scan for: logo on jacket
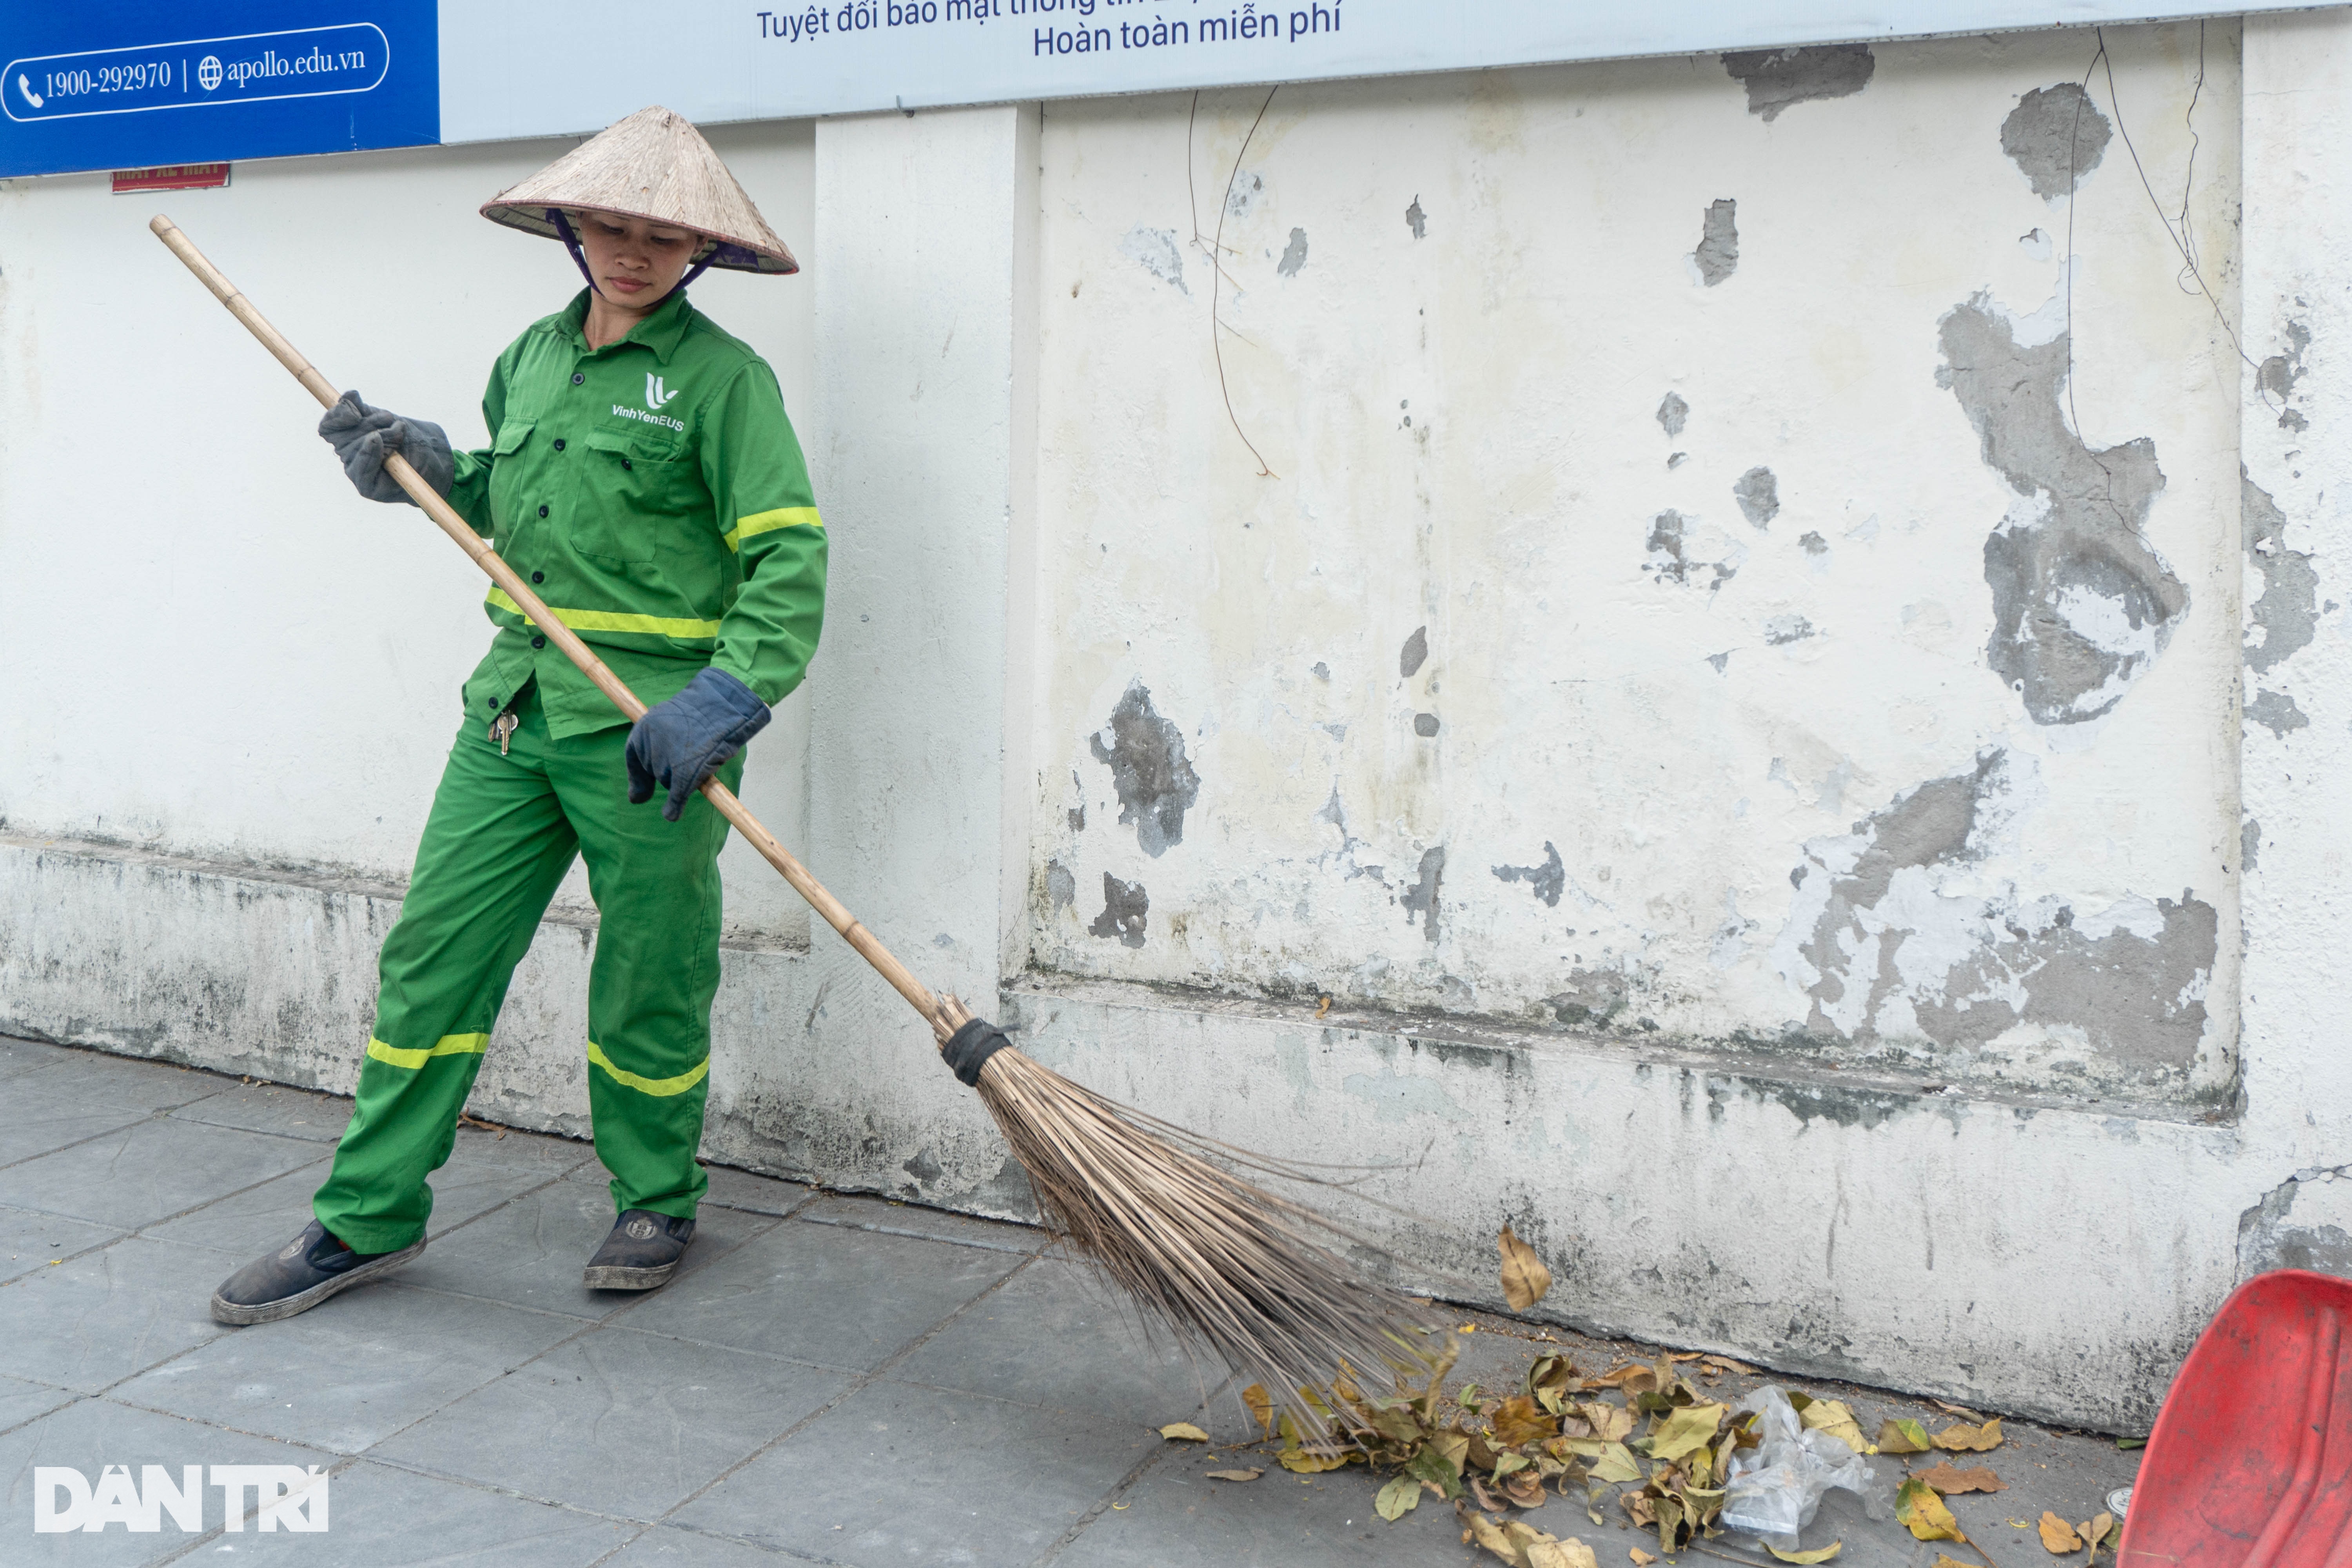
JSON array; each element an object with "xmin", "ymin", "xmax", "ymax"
[{"xmin": 645, "ymin": 374, "xmax": 682, "ymax": 411}]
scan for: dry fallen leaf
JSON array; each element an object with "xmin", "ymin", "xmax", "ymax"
[
  {"xmin": 1500, "ymin": 1225, "xmax": 1554, "ymax": 1312},
  {"xmin": 1701, "ymin": 1354, "xmax": 1758, "ymax": 1375},
  {"xmin": 1934, "ymin": 1418, "xmax": 2004, "ymax": 1452},
  {"xmin": 1277, "ymin": 1447, "xmax": 1352, "ymax": 1474},
  {"xmin": 1492, "ymin": 1394, "xmax": 1561, "ymax": 1447},
  {"xmin": 1630, "ymin": 1550, "xmax": 1657, "ymax": 1566},
  {"xmin": 1375, "ymin": 1474, "xmax": 1420, "ymax": 1519},
  {"xmin": 2039, "ymin": 1511, "xmax": 2083, "ymax": 1552},
  {"xmin": 1933, "ymin": 1558, "xmax": 1976, "ymax": 1568},
  {"xmin": 1766, "ymin": 1546, "xmax": 1843, "ymax": 1564},
  {"xmin": 1205, "ymin": 1468, "xmax": 1262, "ymax": 1482},
  {"xmin": 1934, "ymin": 1400, "xmax": 1989, "ymax": 1422},
  {"xmin": 1242, "ymin": 1384, "xmax": 1273, "ymax": 1435},
  {"xmin": 1877, "ymin": 1417, "xmax": 1933, "ymax": 1454},
  {"xmin": 1158, "ymin": 1422, "xmax": 1209, "ymax": 1442},
  {"xmin": 1897, "ymin": 1477, "xmax": 1967, "ymax": 1543},
  {"xmin": 1647, "ymin": 1403, "xmax": 1730, "ymax": 1463},
  {"xmin": 1799, "ymin": 1398, "xmax": 1872, "ymax": 1455},
  {"xmin": 1916, "ymin": 1462, "xmax": 2006, "ymax": 1495},
  {"xmin": 2081, "ymin": 1512, "xmax": 2114, "ymax": 1561}
]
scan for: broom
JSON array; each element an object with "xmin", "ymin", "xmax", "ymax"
[{"xmin": 152, "ymin": 216, "xmax": 1444, "ymax": 1432}]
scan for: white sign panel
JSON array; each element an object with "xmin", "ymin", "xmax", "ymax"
[{"xmin": 439, "ymin": 0, "xmax": 2317, "ymax": 143}]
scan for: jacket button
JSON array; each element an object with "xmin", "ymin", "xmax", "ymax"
[
  {"xmin": 530, "ymin": 570, "xmax": 544, "ymax": 583},
  {"xmin": 621, "ymin": 459, "xmax": 633, "ymax": 471},
  {"xmin": 552, "ymin": 438, "xmax": 566, "ymax": 452},
  {"xmin": 538, "ymin": 505, "xmax": 550, "ymax": 518},
  {"xmin": 531, "ymin": 635, "xmax": 547, "ymax": 650},
  {"xmin": 571, "ymin": 372, "xmax": 584, "ymax": 385}
]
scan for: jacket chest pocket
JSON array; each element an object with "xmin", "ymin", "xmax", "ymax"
[
  {"xmin": 485, "ymin": 419, "xmax": 537, "ymax": 537},
  {"xmin": 571, "ymin": 430, "xmax": 700, "ymax": 566}
]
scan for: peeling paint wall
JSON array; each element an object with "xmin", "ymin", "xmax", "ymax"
[{"xmin": 1027, "ymin": 27, "xmax": 2243, "ymax": 1104}]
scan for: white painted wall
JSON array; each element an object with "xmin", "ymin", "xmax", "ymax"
[
  {"xmin": 4, "ymin": 20, "xmax": 2350, "ymax": 1430},
  {"xmin": 1027, "ymin": 25, "xmax": 2244, "ymax": 1105}
]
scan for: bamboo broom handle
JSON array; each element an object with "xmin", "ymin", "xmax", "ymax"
[{"xmin": 151, "ymin": 215, "xmax": 952, "ymax": 1035}]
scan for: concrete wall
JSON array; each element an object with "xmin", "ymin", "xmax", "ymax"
[{"xmin": 4, "ymin": 16, "xmax": 2350, "ymax": 1430}]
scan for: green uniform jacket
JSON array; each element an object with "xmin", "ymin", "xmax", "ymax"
[{"xmin": 445, "ymin": 288, "xmax": 826, "ymax": 738}]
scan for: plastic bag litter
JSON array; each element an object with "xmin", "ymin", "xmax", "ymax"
[{"xmin": 1719, "ymin": 1386, "xmax": 1890, "ymax": 1551}]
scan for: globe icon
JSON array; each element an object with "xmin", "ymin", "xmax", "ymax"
[{"xmin": 197, "ymin": 55, "xmax": 222, "ymax": 91}]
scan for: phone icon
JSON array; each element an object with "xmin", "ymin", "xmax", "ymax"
[{"xmin": 18, "ymin": 74, "xmax": 42, "ymax": 109}]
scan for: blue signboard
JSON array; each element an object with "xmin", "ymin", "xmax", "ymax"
[{"xmin": 0, "ymin": 2, "xmax": 436, "ymax": 178}]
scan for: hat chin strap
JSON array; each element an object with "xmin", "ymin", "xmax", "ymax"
[{"xmin": 549, "ymin": 207, "xmax": 717, "ymax": 302}]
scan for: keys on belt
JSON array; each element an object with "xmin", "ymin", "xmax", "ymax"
[{"xmin": 489, "ymin": 711, "xmax": 519, "ymax": 755}]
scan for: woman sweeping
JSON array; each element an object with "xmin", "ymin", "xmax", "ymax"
[{"xmin": 209, "ymin": 107, "xmax": 825, "ymax": 1323}]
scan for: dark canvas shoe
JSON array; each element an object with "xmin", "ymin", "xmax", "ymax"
[
  {"xmin": 583, "ymin": 1209, "xmax": 695, "ymax": 1290},
  {"xmin": 209, "ymin": 1220, "xmax": 423, "ymax": 1326}
]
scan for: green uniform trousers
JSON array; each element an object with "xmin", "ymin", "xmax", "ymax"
[{"xmin": 312, "ymin": 681, "xmax": 742, "ymax": 1253}]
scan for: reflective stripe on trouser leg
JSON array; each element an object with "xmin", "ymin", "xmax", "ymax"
[
  {"xmin": 558, "ymin": 740, "xmax": 741, "ymax": 1222},
  {"xmin": 312, "ymin": 690, "xmax": 581, "ymax": 1253}
]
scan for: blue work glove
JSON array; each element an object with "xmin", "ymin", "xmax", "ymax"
[
  {"xmin": 626, "ymin": 667, "xmax": 771, "ymax": 821},
  {"xmin": 318, "ymin": 389, "xmax": 454, "ymax": 505}
]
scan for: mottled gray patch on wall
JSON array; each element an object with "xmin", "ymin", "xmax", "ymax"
[
  {"xmin": 1413, "ymin": 713, "xmax": 1440, "ymax": 737},
  {"xmin": 2258, "ymin": 320, "xmax": 2310, "ymax": 433},
  {"xmin": 1657, "ymin": 392, "xmax": 1690, "ymax": 439},
  {"xmin": 1045, "ymin": 858, "xmax": 1076, "ymax": 912},
  {"xmin": 1800, "ymin": 531, "xmax": 1828, "ymax": 556},
  {"xmin": 2241, "ymin": 818, "xmax": 2261, "ymax": 875},
  {"xmin": 1089, "ymin": 682, "xmax": 1201, "ymax": 857},
  {"xmin": 1400, "ymin": 846, "xmax": 1445, "ymax": 942},
  {"xmin": 2245, "ymin": 471, "xmax": 2317, "ymax": 675},
  {"xmin": 1225, "ymin": 170, "xmax": 1264, "ymax": 218},
  {"xmin": 1400, "ymin": 625, "xmax": 1429, "ymax": 678},
  {"xmin": 1089, "ymin": 873, "xmax": 1149, "ymax": 948},
  {"xmin": 1764, "ymin": 615, "xmax": 1814, "ymax": 646},
  {"xmin": 1939, "ymin": 294, "xmax": 2185, "ymax": 725},
  {"xmin": 2001, "ymin": 83, "xmax": 2112, "ymax": 200},
  {"xmin": 1695, "ymin": 199, "xmax": 1739, "ymax": 287},
  {"xmin": 1117, "ymin": 225, "xmax": 1187, "ymax": 293},
  {"xmin": 2240, "ymin": 1169, "xmax": 2352, "ymax": 1280},
  {"xmin": 1494, "ymin": 842, "xmax": 1564, "ymax": 907},
  {"xmin": 2247, "ymin": 689, "xmax": 2309, "ymax": 738},
  {"xmin": 1721, "ymin": 43, "xmax": 1876, "ymax": 121},
  {"xmin": 1405, "ymin": 196, "xmax": 1426, "ymax": 240},
  {"xmin": 1645, "ymin": 510, "xmax": 1737, "ymax": 592},
  {"xmin": 1734, "ymin": 466, "xmax": 1780, "ymax": 528},
  {"xmin": 1547, "ymin": 967, "xmax": 1628, "ymax": 1029},
  {"xmin": 1277, "ymin": 227, "xmax": 1309, "ymax": 278},
  {"xmin": 1779, "ymin": 751, "xmax": 2219, "ymax": 1076}
]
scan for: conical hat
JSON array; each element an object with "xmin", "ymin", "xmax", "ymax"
[{"xmin": 481, "ymin": 106, "xmax": 797, "ymax": 276}]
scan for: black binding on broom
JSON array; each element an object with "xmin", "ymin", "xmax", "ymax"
[{"xmin": 942, "ymin": 1017, "xmax": 1013, "ymax": 1087}]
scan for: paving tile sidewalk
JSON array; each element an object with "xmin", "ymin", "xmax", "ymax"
[{"xmin": 0, "ymin": 1036, "xmax": 2141, "ymax": 1566}]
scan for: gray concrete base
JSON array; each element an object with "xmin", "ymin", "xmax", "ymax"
[{"xmin": 0, "ymin": 834, "xmax": 2272, "ymax": 1430}]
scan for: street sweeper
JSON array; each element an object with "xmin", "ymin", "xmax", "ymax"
[{"xmin": 208, "ymin": 107, "xmax": 824, "ymax": 1324}]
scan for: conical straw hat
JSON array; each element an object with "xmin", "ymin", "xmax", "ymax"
[{"xmin": 481, "ymin": 106, "xmax": 797, "ymax": 275}]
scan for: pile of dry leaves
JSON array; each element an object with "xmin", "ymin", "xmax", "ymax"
[{"xmin": 1158, "ymin": 1228, "xmax": 2116, "ymax": 1568}]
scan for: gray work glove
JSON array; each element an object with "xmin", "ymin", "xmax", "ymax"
[
  {"xmin": 318, "ymin": 389, "xmax": 453, "ymax": 505},
  {"xmin": 626, "ymin": 667, "xmax": 771, "ymax": 822}
]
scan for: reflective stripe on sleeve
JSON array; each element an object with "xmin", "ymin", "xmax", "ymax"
[
  {"xmin": 586, "ymin": 1041, "xmax": 711, "ymax": 1097},
  {"xmin": 485, "ymin": 586, "xmax": 722, "ymax": 639},
  {"xmin": 720, "ymin": 506, "xmax": 823, "ymax": 552},
  {"xmin": 365, "ymin": 1033, "xmax": 490, "ymax": 1070}
]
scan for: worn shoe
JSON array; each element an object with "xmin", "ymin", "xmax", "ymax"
[
  {"xmin": 583, "ymin": 1209, "xmax": 695, "ymax": 1290},
  {"xmin": 209, "ymin": 1220, "xmax": 423, "ymax": 1326}
]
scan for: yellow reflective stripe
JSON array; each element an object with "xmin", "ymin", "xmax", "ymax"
[
  {"xmin": 485, "ymin": 586, "xmax": 720, "ymax": 639},
  {"xmin": 365, "ymin": 1033, "xmax": 490, "ymax": 1070},
  {"xmin": 586, "ymin": 1041, "xmax": 710, "ymax": 1097},
  {"xmin": 720, "ymin": 506, "xmax": 822, "ymax": 552}
]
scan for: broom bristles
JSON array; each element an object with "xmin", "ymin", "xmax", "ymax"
[{"xmin": 937, "ymin": 1000, "xmax": 1448, "ymax": 1437}]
